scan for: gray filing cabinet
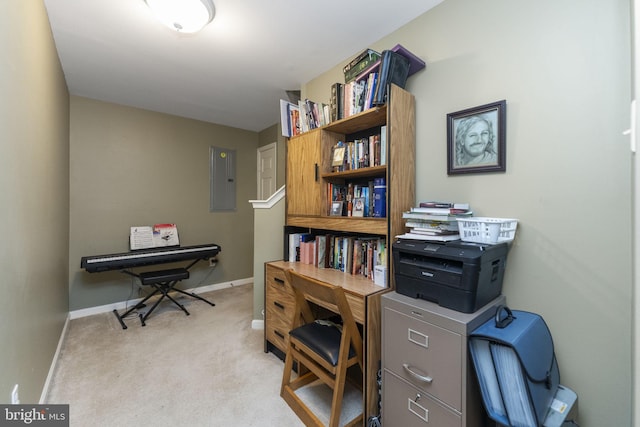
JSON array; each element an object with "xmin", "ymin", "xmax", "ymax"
[{"xmin": 381, "ymin": 291, "xmax": 505, "ymax": 427}]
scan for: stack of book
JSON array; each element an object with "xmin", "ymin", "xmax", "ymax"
[
  {"xmin": 397, "ymin": 201, "xmax": 472, "ymax": 242},
  {"xmin": 330, "ymin": 44, "xmax": 426, "ymax": 122},
  {"xmin": 343, "ymin": 48, "xmax": 381, "ymax": 83},
  {"xmin": 280, "ymin": 98, "xmax": 332, "ymax": 137}
]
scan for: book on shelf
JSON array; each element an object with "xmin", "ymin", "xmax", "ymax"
[
  {"xmin": 396, "ymin": 232, "xmax": 461, "ymax": 242},
  {"xmin": 419, "ymin": 201, "xmax": 470, "ymax": 209},
  {"xmin": 342, "ymin": 80, "xmax": 368, "ymax": 118},
  {"xmin": 326, "ymin": 181, "xmax": 375, "ymax": 218},
  {"xmin": 331, "ymin": 134, "xmax": 382, "ymax": 172},
  {"xmin": 316, "ymin": 235, "xmax": 328, "ymax": 268},
  {"xmin": 331, "ymin": 45, "xmax": 425, "ymax": 120},
  {"xmin": 408, "ymin": 228, "xmax": 459, "ymax": 236},
  {"xmin": 364, "ymin": 72, "xmax": 378, "ymax": 111},
  {"xmin": 304, "ymin": 239, "xmax": 314, "ymax": 265},
  {"xmin": 353, "ymin": 80, "xmax": 366, "ymax": 114},
  {"xmin": 297, "ymin": 100, "xmax": 309, "ymax": 133},
  {"xmin": 288, "ymin": 233, "xmax": 305, "ymax": 262},
  {"xmin": 404, "ymin": 220, "xmax": 459, "ymax": 232},
  {"xmin": 380, "ymin": 125, "xmax": 387, "ymax": 165},
  {"xmin": 402, "ymin": 210, "xmax": 472, "ymax": 222},
  {"xmin": 345, "ymin": 51, "xmax": 382, "ymax": 83},
  {"xmin": 369, "ymin": 134, "xmax": 381, "ymax": 167},
  {"xmin": 305, "ymin": 99, "xmax": 319, "ymax": 129},
  {"xmin": 410, "ymin": 206, "xmax": 471, "ymax": 215},
  {"xmin": 279, "ymin": 99, "xmax": 300, "ymax": 137},
  {"xmin": 343, "ymin": 48, "xmax": 381, "ymax": 74},
  {"xmin": 330, "ymin": 82, "xmax": 344, "ymax": 121},
  {"xmin": 372, "ymin": 49, "xmax": 411, "ymax": 106},
  {"xmin": 292, "ymin": 98, "xmax": 331, "ymax": 134},
  {"xmin": 340, "ymin": 74, "xmax": 380, "ymax": 119},
  {"xmin": 352, "ymin": 44, "xmax": 426, "ymax": 84},
  {"xmin": 291, "ymin": 232, "xmax": 385, "ymax": 282}
]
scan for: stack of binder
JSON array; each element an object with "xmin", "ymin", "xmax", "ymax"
[{"xmin": 468, "ymin": 306, "xmax": 577, "ymax": 426}]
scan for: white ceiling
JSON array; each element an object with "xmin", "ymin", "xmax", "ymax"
[{"xmin": 43, "ymin": 0, "xmax": 442, "ymax": 132}]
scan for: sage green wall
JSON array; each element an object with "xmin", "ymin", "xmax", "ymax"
[
  {"xmin": 255, "ymin": 124, "xmax": 287, "ymax": 321},
  {"xmin": 69, "ymin": 96, "xmax": 257, "ymax": 311},
  {"xmin": 252, "ymin": 197, "xmax": 285, "ymax": 320},
  {"xmin": 0, "ymin": 1, "xmax": 70, "ymax": 403},
  {"xmin": 304, "ymin": 0, "xmax": 631, "ymax": 425}
]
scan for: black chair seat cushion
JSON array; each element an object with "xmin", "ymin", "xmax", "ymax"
[
  {"xmin": 139, "ymin": 268, "xmax": 189, "ymax": 285},
  {"xmin": 289, "ymin": 321, "xmax": 355, "ymax": 367}
]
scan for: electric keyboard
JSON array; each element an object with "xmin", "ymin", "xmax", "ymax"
[{"xmin": 80, "ymin": 243, "xmax": 221, "ymax": 273}]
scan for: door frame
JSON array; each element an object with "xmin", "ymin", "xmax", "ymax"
[{"xmin": 257, "ymin": 142, "xmax": 277, "ymax": 200}]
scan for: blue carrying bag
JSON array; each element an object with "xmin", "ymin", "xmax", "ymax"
[{"xmin": 468, "ymin": 305, "xmax": 560, "ymax": 427}]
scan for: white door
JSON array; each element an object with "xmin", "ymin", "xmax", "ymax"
[{"xmin": 257, "ymin": 142, "xmax": 277, "ymax": 200}]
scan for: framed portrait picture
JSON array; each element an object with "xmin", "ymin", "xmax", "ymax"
[
  {"xmin": 330, "ymin": 201, "xmax": 344, "ymax": 216},
  {"xmin": 332, "ymin": 146, "xmax": 346, "ymax": 167},
  {"xmin": 352, "ymin": 197, "xmax": 365, "ymax": 217},
  {"xmin": 447, "ymin": 100, "xmax": 506, "ymax": 175}
]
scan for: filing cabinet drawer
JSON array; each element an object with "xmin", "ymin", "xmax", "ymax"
[
  {"xmin": 383, "ymin": 306, "xmax": 462, "ymax": 410},
  {"xmin": 383, "ymin": 370, "xmax": 461, "ymax": 427}
]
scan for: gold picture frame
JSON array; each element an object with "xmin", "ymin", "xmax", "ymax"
[{"xmin": 332, "ymin": 146, "xmax": 346, "ymax": 167}]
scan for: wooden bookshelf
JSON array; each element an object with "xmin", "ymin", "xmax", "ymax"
[
  {"xmin": 285, "ymin": 84, "xmax": 415, "ymax": 273},
  {"xmin": 275, "ymin": 84, "xmax": 416, "ymax": 421}
]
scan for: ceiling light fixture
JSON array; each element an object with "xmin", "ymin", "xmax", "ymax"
[{"xmin": 144, "ymin": 0, "xmax": 215, "ymax": 34}]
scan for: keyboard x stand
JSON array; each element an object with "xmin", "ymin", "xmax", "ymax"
[{"xmin": 113, "ymin": 258, "xmax": 215, "ymax": 329}]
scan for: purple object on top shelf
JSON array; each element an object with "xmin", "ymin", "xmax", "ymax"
[
  {"xmin": 355, "ymin": 44, "xmax": 426, "ymax": 82},
  {"xmin": 391, "ymin": 44, "xmax": 426, "ymax": 76}
]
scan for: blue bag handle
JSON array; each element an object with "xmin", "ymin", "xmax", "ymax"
[{"xmin": 494, "ymin": 305, "xmax": 514, "ymax": 328}]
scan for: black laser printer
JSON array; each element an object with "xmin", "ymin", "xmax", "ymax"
[{"xmin": 392, "ymin": 239, "xmax": 508, "ymax": 313}]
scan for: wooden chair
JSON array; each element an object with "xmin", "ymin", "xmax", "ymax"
[{"xmin": 280, "ymin": 269, "xmax": 364, "ymax": 427}]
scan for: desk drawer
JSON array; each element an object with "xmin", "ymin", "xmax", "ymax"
[
  {"xmin": 383, "ymin": 370, "xmax": 461, "ymax": 427},
  {"xmin": 383, "ymin": 306, "xmax": 462, "ymax": 410},
  {"xmin": 265, "ymin": 301, "xmax": 291, "ymax": 352},
  {"xmin": 266, "ymin": 265, "xmax": 292, "ymax": 295},
  {"xmin": 265, "ymin": 264, "xmax": 295, "ymax": 353}
]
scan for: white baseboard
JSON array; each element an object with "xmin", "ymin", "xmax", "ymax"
[
  {"xmin": 40, "ymin": 314, "xmax": 70, "ymax": 403},
  {"xmin": 251, "ymin": 319, "xmax": 264, "ymax": 330},
  {"xmin": 69, "ymin": 277, "xmax": 253, "ymax": 320}
]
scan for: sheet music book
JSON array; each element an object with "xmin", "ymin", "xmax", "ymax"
[{"xmin": 130, "ymin": 224, "xmax": 180, "ymax": 250}]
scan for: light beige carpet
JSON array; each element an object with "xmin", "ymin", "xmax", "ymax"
[{"xmin": 45, "ymin": 284, "xmax": 305, "ymax": 427}]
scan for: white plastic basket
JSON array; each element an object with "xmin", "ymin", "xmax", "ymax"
[{"xmin": 456, "ymin": 217, "xmax": 518, "ymax": 244}]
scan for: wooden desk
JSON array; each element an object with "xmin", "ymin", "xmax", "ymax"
[{"xmin": 264, "ymin": 260, "xmax": 389, "ymax": 423}]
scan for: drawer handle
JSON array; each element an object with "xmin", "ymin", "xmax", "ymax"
[
  {"xmin": 403, "ymin": 363, "xmax": 433, "ymax": 384},
  {"xmin": 408, "ymin": 328, "xmax": 429, "ymax": 348},
  {"xmin": 274, "ymin": 277, "xmax": 285, "ymax": 285},
  {"xmin": 273, "ymin": 301, "xmax": 285, "ymax": 310},
  {"xmin": 408, "ymin": 396, "xmax": 429, "ymax": 422},
  {"xmin": 274, "ymin": 330, "xmax": 285, "ymax": 339}
]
